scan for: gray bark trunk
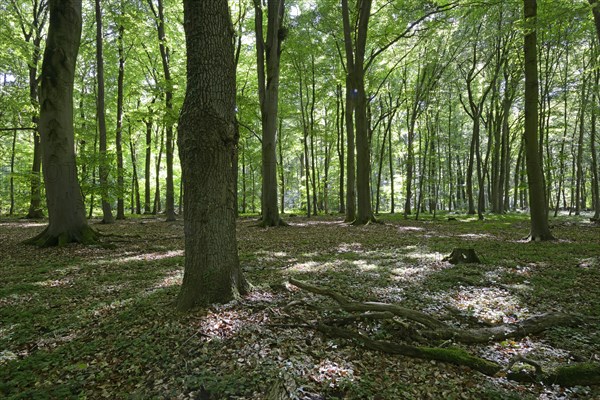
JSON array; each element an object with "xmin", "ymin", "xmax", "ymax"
[
  {"xmin": 95, "ymin": 0, "xmax": 114, "ymax": 224},
  {"xmin": 523, "ymin": 0, "xmax": 553, "ymax": 240},
  {"xmin": 177, "ymin": 0, "xmax": 247, "ymax": 310},
  {"xmin": 26, "ymin": 0, "xmax": 96, "ymax": 247}
]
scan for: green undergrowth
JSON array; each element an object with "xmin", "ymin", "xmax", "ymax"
[{"xmin": 0, "ymin": 213, "xmax": 599, "ymax": 398}]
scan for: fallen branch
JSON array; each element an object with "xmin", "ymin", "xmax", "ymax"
[
  {"xmin": 286, "ymin": 279, "xmax": 600, "ymax": 385},
  {"xmin": 289, "ymin": 278, "xmax": 589, "ymax": 344}
]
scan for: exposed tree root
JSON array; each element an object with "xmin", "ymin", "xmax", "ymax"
[
  {"xmin": 288, "ymin": 279, "xmax": 600, "ymax": 386},
  {"xmin": 23, "ymin": 225, "xmax": 100, "ymax": 247}
]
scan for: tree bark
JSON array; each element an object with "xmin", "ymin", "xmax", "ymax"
[
  {"xmin": 523, "ymin": 0, "xmax": 553, "ymax": 240},
  {"xmin": 590, "ymin": 0, "xmax": 600, "ymax": 44},
  {"xmin": 254, "ymin": 0, "xmax": 285, "ymax": 226},
  {"xmin": 148, "ymin": 0, "xmax": 176, "ymax": 222},
  {"xmin": 95, "ymin": 0, "xmax": 114, "ymax": 224},
  {"xmin": 177, "ymin": 0, "xmax": 248, "ymax": 310},
  {"xmin": 144, "ymin": 118, "xmax": 152, "ymax": 214},
  {"xmin": 25, "ymin": 0, "xmax": 96, "ymax": 247},
  {"xmin": 115, "ymin": 8, "xmax": 126, "ymax": 220}
]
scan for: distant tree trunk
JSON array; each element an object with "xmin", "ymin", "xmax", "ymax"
[
  {"xmin": 298, "ymin": 66, "xmax": 312, "ymax": 217},
  {"xmin": 144, "ymin": 119, "xmax": 152, "ymax": 214},
  {"xmin": 278, "ymin": 118, "xmax": 285, "ymax": 213},
  {"xmin": 153, "ymin": 126, "xmax": 164, "ymax": 214},
  {"xmin": 309, "ymin": 56, "xmax": 318, "ymax": 216},
  {"xmin": 148, "ymin": 0, "xmax": 176, "ymax": 221},
  {"xmin": 254, "ymin": 0, "xmax": 285, "ymax": 226},
  {"xmin": 591, "ymin": 70, "xmax": 599, "ymax": 220},
  {"xmin": 95, "ymin": 0, "xmax": 114, "ymax": 224},
  {"xmin": 89, "ymin": 126, "xmax": 98, "ymax": 218},
  {"xmin": 10, "ymin": 0, "xmax": 48, "ymax": 219},
  {"xmin": 336, "ymin": 84, "xmax": 345, "ymax": 214},
  {"xmin": 404, "ymin": 112, "xmax": 417, "ymax": 217},
  {"xmin": 177, "ymin": 0, "xmax": 248, "ymax": 310},
  {"xmin": 388, "ymin": 110, "xmax": 395, "ymax": 214},
  {"xmin": 241, "ymin": 143, "xmax": 247, "ymax": 214},
  {"xmin": 129, "ymin": 129, "xmax": 141, "ymax": 214},
  {"xmin": 575, "ymin": 77, "xmax": 588, "ymax": 216},
  {"xmin": 26, "ymin": 0, "xmax": 97, "ymax": 247},
  {"xmin": 9, "ymin": 128, "xmax": 17, "ymax": 215},
  {"xmin": 115, "ymin": 11, "xmax": 125, "ymax": 220},
  {"xmin": 523, "ymin": 0, "xmax": 553, "ymax": 240}
]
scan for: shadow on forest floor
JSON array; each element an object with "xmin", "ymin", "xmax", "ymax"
[{"xmin": 0, "ymin": 212, "xmax": 599, "ymax": 399}]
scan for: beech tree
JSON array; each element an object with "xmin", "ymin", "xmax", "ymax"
[
  {"xmin": 254, "ymin": 0, "xmax": 286, "ymax": 227},
  {"xmin": 523, "ymin": 0, "xmax": 554, "ymax": 241},
  {"xmin": 25, "ymin": 0, "xmax": 96, "ymax": 246},
  {"xmin": 177, "ymin": 0, "xmax": 247, "ymax": 310}
]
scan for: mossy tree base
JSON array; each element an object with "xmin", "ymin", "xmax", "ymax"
[
  {"xmin": 23, "ymin": 225, "xmax": 99, "ymax": 247},
  {"xmin": 288, "ymin": 279, "xmax": 600, "ymax": 386}
]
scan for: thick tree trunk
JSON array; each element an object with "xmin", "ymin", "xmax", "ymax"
[
  {"xmin": 523, "ymin": 0, "xmax": 553, "ymax": 240},
  {"xmin": 26, "ymin": 0, "xmax": 96, "ymax": 247},
  {"xmin": 177, "ymin": 0, "xmax": 247, "ymax": 310},
  {"xmin": 254, "ymin": 0, "xmax": 285, "ymax": 227},
  {"xmin": 95, "ymin": 0, "xmax": 114, "ymax": 224},
  {"xmin": 115, "ymin": 18, "xmax": 126, "ymax": 220}
]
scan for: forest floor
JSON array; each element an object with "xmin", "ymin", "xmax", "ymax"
[{"xmin": 1, "ymin": 212, "xmax": 599, "ymax": 399}]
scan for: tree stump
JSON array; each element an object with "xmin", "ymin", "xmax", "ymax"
[{"xmin": 443, "ymin": 248, "xmax": 481, "ymax": 264}]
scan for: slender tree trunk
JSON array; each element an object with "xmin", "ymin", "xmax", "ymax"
[
  {"xmin": 13, "ymin": 0, "xmax": 48, "ymax": 220},
  {"xmin": 95, "ymin": 0, "xmax": 114, "ymax": 224},
  {"xmin": 278, "ymin": 118, "xmax": 285, "ymax": 213},
  {"xmin": 388, "ymin": 110, "xmax": 395, "ymax": 214},
  {"xmin": 148, "ymin": 0, "xmax": 176, "ymax": 221},
  {"xmin": 144, "ymin": 119, "xmax": 152, "ymax": 214},
  {"xmin": 177, "ymin": 0, "xmax": 247, "ymax": 310},
  {"xmin": 129, "ymin": 130, "xmax": 141, "ymax": 214},
  {"xmin": 336, "ymin": 84, "xmax": 345, "ymax": 214},
  {"xmin": 89, "ymin": 126, "xmax": 98, "ymax": 218},
  {"xmin": 523, "ymin": 0, "xmax": 553, "ymax": 240},
  {"xmin": 153, "ymin": 126, "xmax": 164, "ymax": 214},
  {"xmin": 26, "ymin": 0, "xmax": 97, "ymax": 246},
  {"xmin": 575, "ymin": 78, "xmax": 588, "ymax": 216},
  {"xmin": 9, "ymin": 128, "xmax": 17, "ymax": 215},
  {"xmin": 341, "ymin": 0, "xmax": 357, "ymax": 222},
  {"xmin": 591, "ymin": 70, "xmax": 599, "ymax": 220},
  {"xmin": 115, "ymin": 15, "xmax": 125, "ymax": 220}
]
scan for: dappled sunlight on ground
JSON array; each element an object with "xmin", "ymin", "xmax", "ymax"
[
  {"xmin": 435, "ymin": 286, "xmax": 528, "ymax": 324},
  {"xmin": 310, "ymin": 359, "xmax": 356, "ymax": 386},
  {"xmin": 457, "ymin": 233, "xmax": 495, "ymax": 239},
  {"xmin": 336, "ymin": 242, "xmax": 363, "ymax": 253},
  {"xmin": 87, "ymin": 250, "xmax": 184, "ymax": 267},
  {"xmin": 0, "ymin": 221, "xmax": 46, "ymax": 229},
  {"xmin": 150, "ymin": 269, "xmax": 183, "ymax": 290},
  {"xmin": 34, "ymin": 277, "xmax": 74, "ymax": 288}
]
